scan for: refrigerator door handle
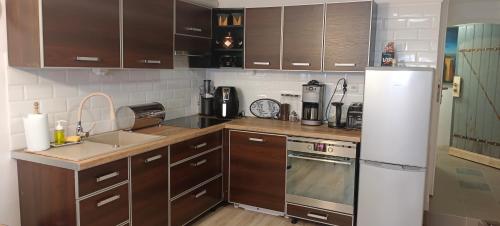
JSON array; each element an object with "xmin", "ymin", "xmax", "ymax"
[{"xmin": 362, "ymin": 160, "xmax": 425, "ymax": 172}]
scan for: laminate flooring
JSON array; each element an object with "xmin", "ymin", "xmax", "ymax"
[{"xmin": 193, "ymin": 205, "xmax": 319, "ymax": 226}]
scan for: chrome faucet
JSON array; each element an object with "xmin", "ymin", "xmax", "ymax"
[{"xmin": 76, "ymin": 92, "xmax": 117, "ymax": 138}]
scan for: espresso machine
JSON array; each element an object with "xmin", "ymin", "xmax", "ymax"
[{"xmin": 301, "ymin": 80, "xmax": 325, "ymax": 126}]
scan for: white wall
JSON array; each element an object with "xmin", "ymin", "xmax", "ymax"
[{"xmin": 0, "ymin": 0, "xmax": 21, "ymax": 225}]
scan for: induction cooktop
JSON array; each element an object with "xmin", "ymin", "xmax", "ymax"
[{"xmin": 162, "ymin": 115, "xmax": 231, "ymax": 129}]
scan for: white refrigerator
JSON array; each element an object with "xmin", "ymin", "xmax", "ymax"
[{"xmin": 357, "ymin": 67, "xmax": 436, "ymax": 226}]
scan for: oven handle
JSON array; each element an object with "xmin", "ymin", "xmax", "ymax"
[{"xmin": 288, "ymin": 154, "xmax": 352, "ymax": 166}]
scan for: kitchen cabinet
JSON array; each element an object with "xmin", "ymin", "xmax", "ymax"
[
  {"xmin": 176, "ymin": 0, "xmax": 212, "ymax": 38},
  {"xmin": 174, "ymin": 0, "xmax": 212, "ymax": 57},
  {"xmin": 324, "ymin": 1, "xmax": 375, "ymax": 72},
  {"xmin": 6, "ymin": 0, "xmax": 121, "ymax": 68},
  {"xmin": 229, "ymin": 130, "xmax": 286, "ymax": 212},
  {"xmin": 131, "ymin": 147, "xmax": 169, "ymax": 226},
  {"xmin": 123, "ymin": 0, "xmax": 174, "ymax": 69},
  {"xmin": 244, "ymin": 7, "xmax": 283, "ymax": 70},
  {"xmin": 282, "ymin": 4, "xmax": 324, "ymax": 71},
  {"xmin": 287, "ymin": 204, "xmax": 353, "ymax": 226},
  {"xmin": 170, "ymin": 131, "xmax": 223, "ymax": 226},
  {"xmin": 17, "ymin": 159, "xmax": 130, "ymax": 226}
]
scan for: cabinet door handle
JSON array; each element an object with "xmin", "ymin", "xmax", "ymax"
[
  {"xmin": 192, "ymin": 142, "xmax": 207, "ymax": 150},
  {"xmin": 307, "ymin": 212, "xmax": 328, "ymax": 220},
  {"xmin": 334, "ymin": 63, "xmax": 356, "ymax": 67},
  {"xmin": 194, "ymin": 190, "xmax": 207, "ymax": 198},
  {"xmin": 97, "ymin": 195, "xmax": 120, "ymax": 207},
  {"xmin": 291, "ymin": 62, "xmax": 310, "ymax": 67},
  {"xmin": 185, "ymin": 27, "xmax": 203, "ymax": 32},
  {"xmin": 140, "ymin": 59, "xmax": 162, "ymax": 64},
  {"xmin": 249, "ymin": 138, "xmax": 264, "ymax": 143},
  {"xmin": 253, "ymin": 62, "xmax": 270, "ymax": 66},
  {"xmin": 190, "ymin": 159, "xmax": 207, "ymax": 167},
  {"xmin": 96, "ymin": 172, "xmax": 119, "ymax": 182},
  {"xmin": 145, "ymin": 154, "xmax": 163, "ymax": 163},
  {"xmin": 75, "ymin": 56, "xmax": 100, "ymax": 62}
]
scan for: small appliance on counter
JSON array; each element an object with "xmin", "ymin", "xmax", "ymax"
[
  {"xmin": 116, "ymin": 102, "xmax": 166, "ymax": 131},
  {"xmin": 214, "ymin": 86, "xmax": 239, "ymax": 119},
  {"xmin": 328, "ymin": 102, "xmax": 344, "ymax": 128},
  {"xmin": 301, "ymin": 80, "xmax": 325, "ymax": 126},
  {"xmin": 200, "ymin": 80, "xmax": 215, "ymax": 116},
  {"xmin": 346, "ymin": 102, "xmax": 363, "ymax": 129}
]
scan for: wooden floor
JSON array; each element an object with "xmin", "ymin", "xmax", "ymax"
[{"xmin": 193, "ymin": 205, "xmax": 319, "ymax": 226}]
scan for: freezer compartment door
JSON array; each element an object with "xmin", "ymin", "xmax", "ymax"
[
  {"xmin": 357, "ymin": 160, "xmax": 426, "ymax": 226},
  {"xmin": 361, "ymin": 68, "xmax": 434, "ymax": 167}
]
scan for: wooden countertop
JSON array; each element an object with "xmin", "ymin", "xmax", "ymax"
[{"xmin": 12, "ymin": 117, "xmax": 361, "ymax": 171}]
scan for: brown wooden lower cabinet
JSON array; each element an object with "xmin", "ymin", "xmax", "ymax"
[
  {"xmin": 287, "ymin": 204, "xmax": 353, "ymax": 226},
  {"xmin": 80, "ymin": 184, "xmax": 129, "ymax": 226},
  {"xmin": 229, "ymin": 130, "xmax": 287, "ymax": 212},
  {"xmin": 171, "ymin": 177, "xmax": 223, "ymax": 226},
  {"xmin": 171, "ymin": 149, "xmax": 222, "ymax": 197},
  {"xmin": 131, "ymin": 147, "xmax": 169, "ymax": 226}
]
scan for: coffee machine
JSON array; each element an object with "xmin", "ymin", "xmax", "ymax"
[{"xmin": 301, "ymin": 80, "xmax": 325, "ymax": 126}]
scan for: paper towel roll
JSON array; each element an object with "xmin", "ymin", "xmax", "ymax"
[{"xmin": 23, "ymin": 113, "xmax": 50, "ymax": 152}]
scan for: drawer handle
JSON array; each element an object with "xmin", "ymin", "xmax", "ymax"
[
  {"xmin": 185, "ymin": 27, "xmax": 203, "ymax": 32},
  {"xmin": 307, "ymin": 212, "xmax": 328, "ymax": 220},
  {"xmin": 97, "ymin": 195, "xmax": 120, "ymax": 207},
  {"xmin": 145, "ymin": 154, "xmax": 163, "ymax": 163},
  {"xmin": 190, "ymin": 159, "xmax": 207, "ymax": 167},
  {"xmin": 249, "ymin": 138, "xmax": 264, "ymax": 143},
  {"xmin": 291, "ymin": 62, "xmax": 310, "ymax": 67},
  {"xmin": 140, "ymin": 59, "xmax": 162, "ymax": 64},
  {"xmin": 75, "ymin": 56, "xmax": 100, "ymax": 62},
  {"xmin": 253, "ymin": 62, "xmax": 270, "ymax": 66},
  {"xmin": 96, "ymin": 172, "xmax": 119, "ymax": 182},
  {"xmin": 194, "ymin": 190, "xmax": 207, "ymax": 198},
  {"xmin": 334, "ymin": 63, "xmax": 356, "ymax": 67},
  {"xmin": 192, "ymin": 142, "xmax": 207, "ymax": 150}
]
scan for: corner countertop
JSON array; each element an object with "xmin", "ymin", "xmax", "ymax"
[{"xmin": 12, "ymin": 117, "xmax": 361, "ymax": 171}]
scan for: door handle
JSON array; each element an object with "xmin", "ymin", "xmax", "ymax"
[
  {"xmin": 96, "ymin": 172, "xmax": 119, "ymax": 182},
  {"xmin": 190, "ymin": 159, "xmax": 207, "ymax": 167},
  {"xmin": 334, "ymin": 63, "xmax": 356, "ymax": 67},
  {"xmin": 75, "ymin": 56, "xmax": 100, "ymax": 62},
  {"xmin": 307, "ymin": 212, "xmax": 328, "ymax": 220},
  {"xmin": 185, "ymin": 27, "xmax": 203, "ymax": 32},
  {"xmin": 97, "ymin": 195, "xmax": 120, "ymax": 207},
  {"xmin": 194, "ymin": 190, "xmax": 207, "ymax": 198},
  {"xmin": 249, "ymin": 138, "xmax": 264, "ymax": 143},
  {"xmin": 145, "ymin": 154, "xmax": 163, "ymax": 163},
  {"xmin": 140, "ymin": 59, "xmax": 162, "ymax": 64},
  {"xmin": 291, "ymin": 62, "xmax": 310, "ymax": 66},
  {"xmin": 253, "ymin": 62, "xmax": 270, "ymax": 66},
  {"xmin": 191, "ymin": 142, "xmax": 207, "ymax": 150}
]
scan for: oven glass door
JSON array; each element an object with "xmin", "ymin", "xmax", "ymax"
[{"xmin": 286, "ymin": 150, "xmax": 356, "ymax": 214}]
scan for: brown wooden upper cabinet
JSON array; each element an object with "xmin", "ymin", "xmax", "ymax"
[
  {"xmin": 324, "ymin": 1, "xmax": 375, "ymax": 72},
  {"xmin": 6, "ymin": 0, "xmax": 121, "ymax": 68},
  {"xmin": 176, "ymin": 0, "xmax": 212, "ymax": 38},
  {"xmin": 244, "ymin": 7, "xmax": 283, "ymax": 70},
  {"xmin": 123, "ymin": 0, "xmax": 174, "ymax": 69},
  {"xmin": 282, "ymin": 4, "xmax": 324, "ymax": 71}
]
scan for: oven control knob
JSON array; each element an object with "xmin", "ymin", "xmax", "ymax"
[{"xmin": 327, "ymin": 147, "xmax": 334, "ymax": 152}]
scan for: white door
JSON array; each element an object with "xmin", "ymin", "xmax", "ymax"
[
  {"xmin": 357, "ymin": 160, "xmax": 426, "ymax": 226},
  {"xmin": 361, "ymin": 68, "xmax": 434, "ymax": 167}
]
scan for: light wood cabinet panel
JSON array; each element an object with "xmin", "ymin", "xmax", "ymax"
[
  {"xmin": 282, "ymin": 4, "xmax": 324, "ymax": 71},
  {"xmin": 123, "ymin": 0, "xmax": 174, "ymax": 69},
  {"xmin": 229, "ymin": 131, "xmax": 286, "ymax": 212},
  {"xmin": 324, "ymin": 1, "xmax": 374, "ymax": 72},
  {"xmin": 244, "ymin": 7, "xmax": 282, "ymax": 70}
]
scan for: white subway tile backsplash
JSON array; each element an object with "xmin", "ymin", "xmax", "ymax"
[
  {"xmin": 24, "ymin": 85, "xmax": 53, "ymax": 100},
  {"xmin": 7, "ymin": 68, "xmax": 38, "ymax": 85},
  {"xmin": 39, "ymin": 99, "xmax": 67, "ymax": 114},
  {"xmin": 9, "ymin": 101, "xmax": 37, "ymax": 118},
  {"xmin": 394, "ymin": 30, "xmax": 419, "ymax": 40},
  {"xmin": 54, "ymin": 84, "xmax": 78, "ymax": 98},
  {"xmin": 8, "ymin": 86, "xmax": 24, "ymax": 101},
  {"xmin": 38, "ymin": 69, "xmax": 67, "ymax": 84}
]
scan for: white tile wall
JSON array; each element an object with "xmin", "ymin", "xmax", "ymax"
[{"xmin": 7, "ymin": 68, "xmax": 205, "ymax": 150}]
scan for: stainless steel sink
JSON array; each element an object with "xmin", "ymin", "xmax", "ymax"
[{"xmin": 86, "ymin": 130, "xmax": 162, "ymax": 148}]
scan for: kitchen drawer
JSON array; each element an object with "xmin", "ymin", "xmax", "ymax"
[
  {"xmin": 171, "ymin": 177, "xmax": 222, "ymax": 226},
  {"xmin": 287, "ymin": 204, "xmax": 353, "ymax": 226},
  {"xmin": 170, "ymin": 131, "xmax": 222, "ymax": 163},
  {"xmin": 171, "ymin": 149, "xmax": 222, "ymax": 197},
  {"xmin": 79, "ymin": 183, "xmax": 129, "ymax": 226},
  {"xmin": 78, "ymin": 158, "xmax": 128, "ymax": 197}
]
